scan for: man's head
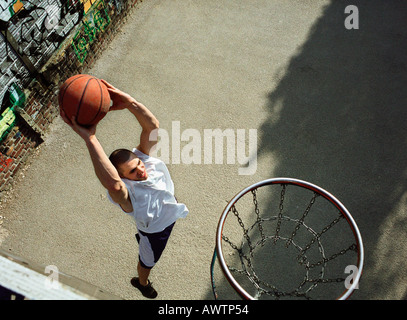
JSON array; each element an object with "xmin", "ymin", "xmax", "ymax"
[{"xmin": 109, "ymin": 149, "xmax": 148, "ymax": 181}]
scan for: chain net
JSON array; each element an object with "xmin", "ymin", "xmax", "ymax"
[{"xmin": 218, "ymin": 182, "xmax": 361, "ymax": 300}]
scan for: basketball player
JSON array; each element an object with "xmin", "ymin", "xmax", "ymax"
[{"xmin": 60, "ymin": 80, "xmax": 189, "ymax": 299}]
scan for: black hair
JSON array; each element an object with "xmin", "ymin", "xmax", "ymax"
[{"xmin": 109, "ymin": 149, "xmax": 136, "ymax": 174}]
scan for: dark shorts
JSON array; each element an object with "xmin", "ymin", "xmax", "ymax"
[{"xmin": 135, "ymin": 222, "xmax": 175, "ymax": 269}]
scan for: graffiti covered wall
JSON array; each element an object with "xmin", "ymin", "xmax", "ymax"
[{"xmin": 0, "ymin": 0, "xmax": 136, "ymax": 198}]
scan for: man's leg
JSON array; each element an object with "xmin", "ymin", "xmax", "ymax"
[
  {"xmin": 133, "ymin": 233, "xmax": 157, "ymax": 298},
  {"xmin": 132, "ymin": 224, "xmax": 175, "ymax": 298},
  {"xmin": 131, "ymin": 260, "xmax": 157, "ymax": 298},
  {"xmin": 137, "ymin": 261, "xmax": 151, "ymax": 286}
]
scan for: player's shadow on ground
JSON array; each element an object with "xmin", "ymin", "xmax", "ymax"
[{"xmin": 207, "ymin": 1, "xmax": 407, "ymax": 300}]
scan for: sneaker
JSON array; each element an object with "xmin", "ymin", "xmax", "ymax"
[{"xmin": 130, "ymin": 277, "xmax": 158, "ymax": 299}]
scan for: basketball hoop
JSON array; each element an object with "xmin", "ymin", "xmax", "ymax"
[{"xmin": 211, "ymin": 178, "xmax": 364, "ymax": 300}]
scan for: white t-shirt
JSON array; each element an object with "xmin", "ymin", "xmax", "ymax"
[{"xmin": 107, "ymin": 148, "xmax": 189, "ymax": 233}]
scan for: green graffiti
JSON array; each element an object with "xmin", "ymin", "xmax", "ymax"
[
  {"xmin": 0, "ymin": 107, "xmax": 16, "ymax": 142},
  {"xmin": 71, "ymin": 0, "xmax": 111, "ymax": 63},
  {"xmin": 0, "ymin": 84, "xmax": 25, "ymax": 143}
]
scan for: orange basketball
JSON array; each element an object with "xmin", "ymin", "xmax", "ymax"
[{"xmin": 58, "ymin": 74, "xmax": 110, "ymax": 126}]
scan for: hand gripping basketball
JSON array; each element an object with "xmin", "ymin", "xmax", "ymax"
[
  {"xmin": 100, "ymin": 79, "xmax": 134, "ymax": 111},
  {"xmin": 60, "ymin": 108, "xmax": 96, "ymax": 142}
]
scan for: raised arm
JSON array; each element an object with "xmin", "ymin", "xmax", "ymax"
[
  {"xmin": 60, "ymin": 110, "xmax": 133, "ymax": 213},
  {"xmin": 101, "ymin": 80, "xmax": 159, "ymax": 155}
]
